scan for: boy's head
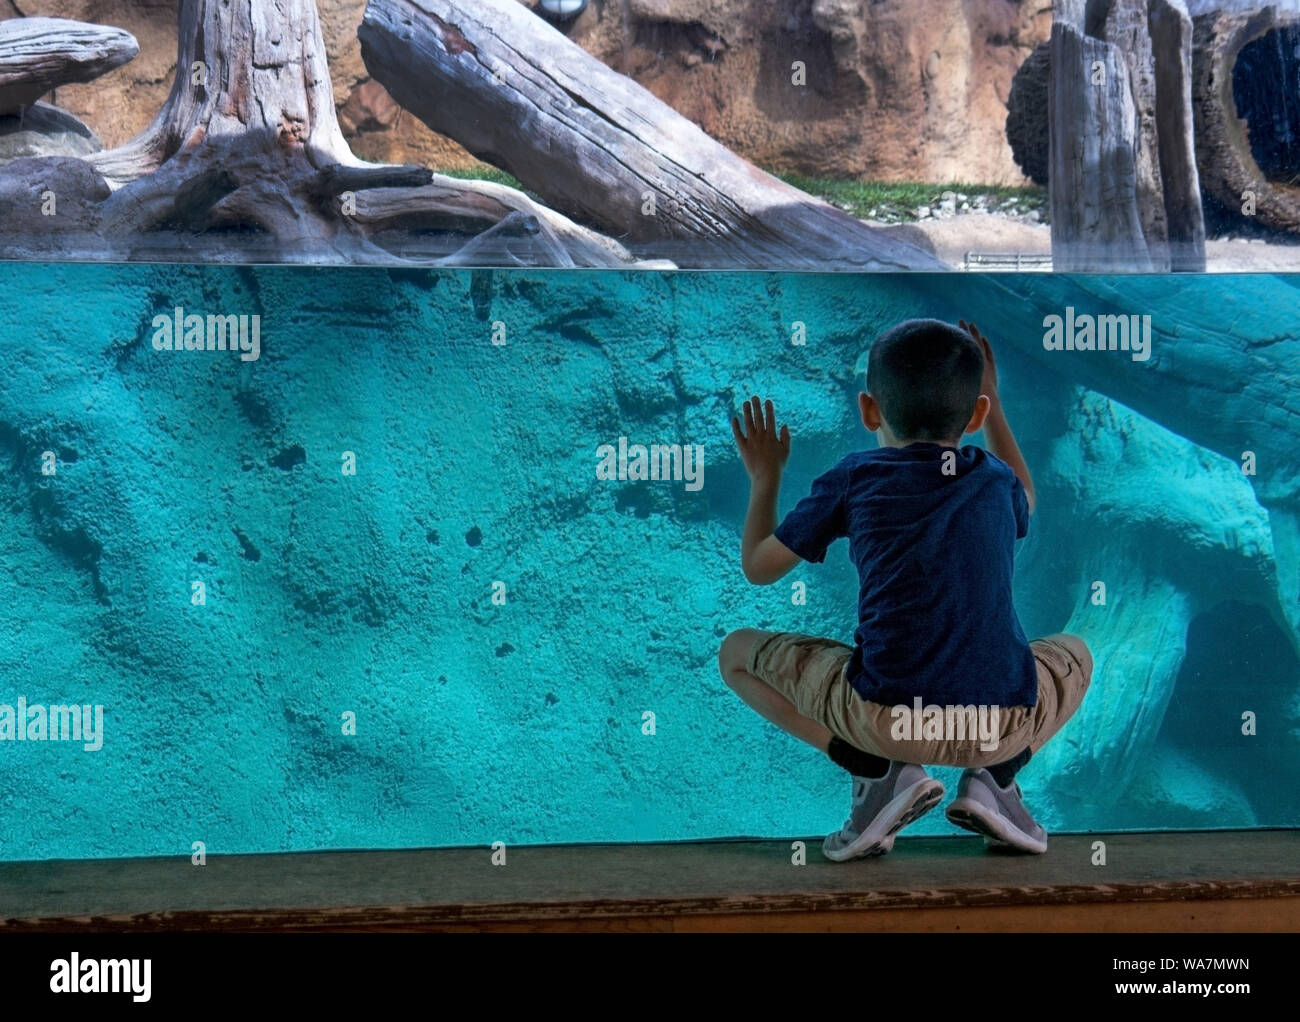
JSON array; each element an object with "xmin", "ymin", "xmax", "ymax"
[{"xmin": 863, "ymin": 319, "xmax": 987, "ymax": 445}]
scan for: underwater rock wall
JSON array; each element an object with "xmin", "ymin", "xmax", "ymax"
[{"xmin": 0, "ymin": 264, "xmax": 1295, "ymax": 861}]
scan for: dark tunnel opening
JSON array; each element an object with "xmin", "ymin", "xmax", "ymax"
[{"xmin": 1233, "ymin": 25, "xmax": 1300, "ymax": 186}]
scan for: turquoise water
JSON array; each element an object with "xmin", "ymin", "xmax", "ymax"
[{"xmin": 0, "ymin": 264, "xmax": 1296, "ymax": 861}]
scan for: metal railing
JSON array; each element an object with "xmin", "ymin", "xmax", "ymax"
[{"xmin": 963, "ymin": 252, "xmax": 1054, "ymax": 271}]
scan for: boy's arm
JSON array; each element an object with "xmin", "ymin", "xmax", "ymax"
[
  {"xmin": 731, "ymin": 396, "xmax": 801, "ymax": 584},
  {"xmin": 960, "ymin": 320, "xmax": 1037, "ymax": 515},
  {"xmin": 741, "ymin": 477, "xmax": 801, "ymax": 585},
  {"xmin": 982, "ymin": 396, "xmax": 1035, "ymax": 515}
]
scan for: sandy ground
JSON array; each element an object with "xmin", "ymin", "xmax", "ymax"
[{"xmin": 876, "ymin": 212, "xmax": 1300, "ymax": 272}]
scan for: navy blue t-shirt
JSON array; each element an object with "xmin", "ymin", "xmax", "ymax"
[{"xmin": 774, "ymin": 443, "xmax": 1038, "ymax": 708}]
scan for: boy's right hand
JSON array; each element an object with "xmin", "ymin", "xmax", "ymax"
[
  {"xmin": 960, "ymin": 320, "xmax": 999, "ymax": 399},
  {"xmin": 960, "ymin": 319, "xmax": 1037, "ymax": 514},
  {"xmin": 731, "ymin": 395, "xmax": 791, "ymax": 485}
]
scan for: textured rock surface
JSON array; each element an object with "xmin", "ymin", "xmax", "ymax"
[
  {"xmin": 1006, "ymin": 41, "xmax": 1049, "ymax": 185},
  {"xmin": 583, "ymin": 0, "xmax": 1048, "ymax": 183},
  {"xmin": 0, "ymin": 266, "xmax": 1295, "ymax": 860},
  {"xmin": 1028, "ymin": 390, "xmax": 1275, "ymax": 811},
  {"xmin": 0, "ymin": 100, "xmax": 99, "ymax": 162},
  {"xmin": 16, "ymin": 0, "xmax": 1046, "ymax": 183}
]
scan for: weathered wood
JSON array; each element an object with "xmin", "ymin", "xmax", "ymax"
[
  {"xmin": 433, "ymin": 209, "xmax": 572, "ymax": 267},
  {"xmin": 1193, "ymin": 6, "xmax": 1300, "ymax": 234},
  {"xmin": 0, "ymin": 1, "xmax": 651, "ymax": 266},
  {"xmin": 4, "ymin": 832, "xmax": 1298, "ymax": 933},
  {"xmin": 358, "ymin": 0, "xmax": 945, "ymax": 270},
  {"xmin": 1049, "ymin": 16, "xmax": 1154, "ymax": 271},
  {"xmin": 1048, "ymin": 0, "xmax": 1205, "ymax": 271},
  {"xmin": 1148, "ymin": 0, "xmax": 1206, "ymax": 270},
  {"xmin": 1106, "ymin": 0, "xmax": 1169, "ymax": 268},
  {"xmin": 309, "ymin": 163, "xmax": 434, "ymax": 199},
  {"xmin": 351, "ymin": 174, "xmax": 667, "ymax": 267},
  {"xmin": 0, "ymin": 17, "xmax": 137, "ymax": 115}
]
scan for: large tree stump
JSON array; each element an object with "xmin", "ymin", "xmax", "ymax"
[
  {"xmin": 358, "ymin": 0, "xmax": 945, "ymax": 270},
  {"xmin": 1049, "ymin": 0, "xmax": 1205, "ymax": 271},
  {"xmin": 1193, "ymin": 6, "xmax": 1300, "ymax": 234},
  {"xmin": 0, "ymin": 3, "xmax": 649, "ymax": 266},
  {"xmin": 1050, "ymin": 1, "xmax": 1154, "ymax": 271}
]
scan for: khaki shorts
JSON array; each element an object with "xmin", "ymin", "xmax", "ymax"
[{"xmin": 748, "ymin": 631, "xmax": 1093, "ymax": 768}]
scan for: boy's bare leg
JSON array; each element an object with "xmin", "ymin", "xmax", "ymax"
[{"xmin": 718, "ymin": 629, "xmax": 834, "ymax": 752}]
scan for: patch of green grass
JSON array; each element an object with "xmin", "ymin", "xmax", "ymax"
[
  {"xmin": 428, "ymin": 165, "xmax": 1048, "ymax": 226},
  {"xmin": 433, "ymin": 165, "xmax": 526, "ymax": 191},
  {"xmin": 771, "ymin": 172, "xmax": 1048, "ymax": 224}
]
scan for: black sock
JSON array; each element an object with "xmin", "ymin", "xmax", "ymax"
[
  {"xmin": 987, "ymin": 746, "xmax": 1032, "ymax": 788},
  {"xmin": 827, "ymin": 736, "xmax": 891, "ymax": 779}
]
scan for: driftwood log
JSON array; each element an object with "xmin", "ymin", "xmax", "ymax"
[
  {"xmin": 358, "ymin": 0, "xmax": 945, "ymax": 270},
  {"xmin": 0, "ymin": 17, "xmax": 137, "ymax": 115},
  {"xmin": 1193, "ymin": 6, "xmax": 1300, "ymax": 234},
  {"xmin": 0, "ymin": 2, "xmax": 653, "ymax": 266},
  {"xmin": 1049, "ymin": 0, "xmax": 1205, "ymax": 272}
]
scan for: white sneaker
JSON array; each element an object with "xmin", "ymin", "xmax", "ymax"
[
  {"xmin": 945, "ymin": 767, "xmax": 1049, "ymax": 854},
  {"xmin": 822, "ymin": 762, "xmax": 945, "ymax": 863}
]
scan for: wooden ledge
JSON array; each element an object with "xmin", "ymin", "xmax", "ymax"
[{"xmin": 2, "ymin": 831, "xmax": 1297, "ymax": 932}]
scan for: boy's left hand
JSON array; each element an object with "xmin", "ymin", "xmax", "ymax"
[{"xmin": 731, "ymin": 395, "xmax": 791, "ymax": 484}]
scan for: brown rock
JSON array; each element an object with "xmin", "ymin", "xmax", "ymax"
[
  {"xmin": 339, "ymin": 78, "xmax": 400, "ymax": 133},
  {"xmin": 571, "ymin": 0, "xmax": 1049, "ymax": 184}
]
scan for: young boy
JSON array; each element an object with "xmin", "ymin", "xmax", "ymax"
[{"xmin": 720, "ymin": 319, "xmax": 1092, "ymax": 861}]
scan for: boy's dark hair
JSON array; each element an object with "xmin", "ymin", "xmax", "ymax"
[{"xmin": 866, "ymin": 319, "xmax": 985, "ymax": 441}]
